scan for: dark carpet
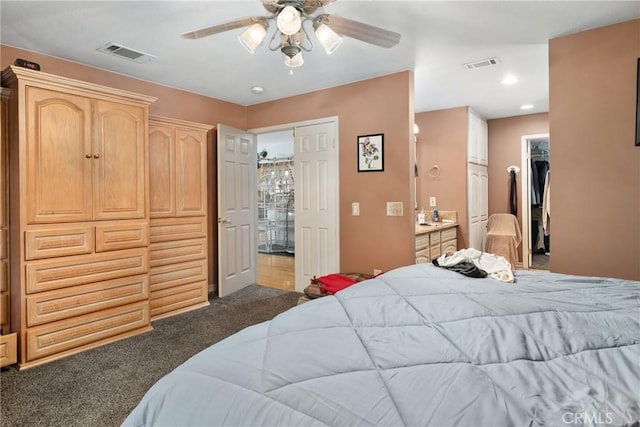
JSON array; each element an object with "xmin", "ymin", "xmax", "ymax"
[{"xmin": 0, "ymin": 285, "xmax": 301, "ymax": 427}]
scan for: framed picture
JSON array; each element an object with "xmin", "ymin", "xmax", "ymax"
[{"xmin": 357, "ymin": 133, "xmax": 384, "ymax": 172}]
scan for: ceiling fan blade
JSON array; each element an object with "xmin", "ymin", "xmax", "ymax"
[
  {"xmin": 182, "ymin": 17, "xmax": 259, "ymax": 40},
  {"xmin": 323, "ymin": 14, "xmax": 401, "ymax": 48}
]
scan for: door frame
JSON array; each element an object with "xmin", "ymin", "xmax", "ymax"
[
  {"xmin": 250, "ymin": 116, "xmax": 340, "ymax": 291},
  {"xmin": 520, "ymin": 133, "xmax": 549, "ymax": 270}
]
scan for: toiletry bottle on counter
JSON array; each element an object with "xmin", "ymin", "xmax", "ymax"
[
  {"xmin": 417, "ymin": 208, "xmax": 425, "ymax": 225},
  {"xmin": 433, "ymin": 207, "xmax": 439, "ymax": 222}
]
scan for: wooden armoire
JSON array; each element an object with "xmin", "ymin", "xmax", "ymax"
[
  {"xmin": 1, "ymin": 66, "xmax": 156, "ymax": 369},
  {"xmin": 1, "ymin": 87, "xmax": 17, "ymax": 367},
  {"xmin": 148, "ymin": 116, "xmax": 212, "ymax": 320}
]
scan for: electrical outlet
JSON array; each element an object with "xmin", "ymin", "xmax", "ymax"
[
  {"xmin": 429, "ymin": 196, "xmax": 437, "ymax": 207},
  {"xmin": 352, "ymin": 202, "xmax": 360, "ymax": 216}
]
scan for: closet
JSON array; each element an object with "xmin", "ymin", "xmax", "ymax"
[
  {"xmin": 2, "ymin": 66, "xmax": 156, "ymax": 369},
  {"xmin": 529, "ymin": 139, "xmax": 550, "ymax": 269},
  {"xmin": 148, "ymin": 116, "xmax": 212, "ymax": 320}
]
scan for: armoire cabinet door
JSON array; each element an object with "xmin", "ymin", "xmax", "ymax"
[
  {"xmin": 93, "ymin": 100, "xmax": 145, "ymax": 220},
  {"xmin": 26, "ymin": 87, "xmax": 93, "ymax": 224},
  {"xmin": 149, "ymin": 124, "xmax": 176, "ymax": 218},
  {"xmin": 176, "ymin": 128, "xmax": 207, "ymax": 217}
]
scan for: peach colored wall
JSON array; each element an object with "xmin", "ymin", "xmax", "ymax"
[
  {"xmin": 248, "ymin": 72, "xmax": 416, "ymax": 273},
  {"xmin": 415, "ymin": 107, "xmax": 469, "ymax": 248},
  {"xmin": 549, "ymin": 19, "xmax": 640, "ymax": 280},
  {"xmin": 1, "ymin": 44, "xmax": 249, "ymax": 289},
  {"xmin": 487, "ymin": 113, "xmax": 549, "ymax": 261}
]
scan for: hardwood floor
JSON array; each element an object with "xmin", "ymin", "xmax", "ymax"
[{"xmin": 258, "ymin": 253, "xmax": 295, "ymax": 291}]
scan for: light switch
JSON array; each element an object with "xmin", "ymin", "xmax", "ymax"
[
  {"xmin": 352, "ymin": 202, "xmax": 360, "ymax": 216},
  {"xmin": 386, "ymin": 201, "xmax": 403, "ymax": 216}
]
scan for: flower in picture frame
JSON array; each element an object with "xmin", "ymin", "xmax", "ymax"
[{"xmin": 360, "ymin": 137, "xmax": 380, "ymax": 169}]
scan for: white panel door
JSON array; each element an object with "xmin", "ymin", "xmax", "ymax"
[
  {"xmin": 294, "ymin": 121, "xmax": 339, "ymax": 292},
  {"xmin": 479, "ymin": 165, "xmax": 489, "ymax": 249},
  {"xmin": 467, "ymin": 162, "xmax": 488, "ymax": 251},
  {"xmin": 217, "ymin": 124, "xmax": 257, "ymax": 297}
]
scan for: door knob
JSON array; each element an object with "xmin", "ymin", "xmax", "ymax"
[{"xmin": 217, "ymin": 217, "xmax": 231, "ymax": 224}]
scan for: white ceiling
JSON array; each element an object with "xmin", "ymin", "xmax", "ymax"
[{"xmin": 2, "ymin": 0, "xmax": 639, "ymax": 119}]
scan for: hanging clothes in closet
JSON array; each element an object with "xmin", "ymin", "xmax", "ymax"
[
  {"xmin": 531, "ymin": 161, "xmax": 540, "ymax": 206},
  {"xmin": 531, "ymin": 160, "xmax": 549, "ymax": 207},
  {"xmin": 537, "ymin": 161, "xmax": 549, "ymax": 205},
  {"xmin": 531, "ymin": 155, "xmax": 549, "ymax": 254},
  {"xmin": 542, "ymin": 170, "xmax": 551, "ymax": 236}
]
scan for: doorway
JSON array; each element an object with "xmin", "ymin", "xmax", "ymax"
[
  {"xmin": 256, "ymin": 130, "xmax": 295, "ymax": 291},
  {"xmin": 520, "ymin": 134, "xmax": 550, "ymax": 270},
  {"xmin": 251, "ymin": 117, "xmax": 339, "ymax": 293}
]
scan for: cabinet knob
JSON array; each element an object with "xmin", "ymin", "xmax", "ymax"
[
  {"xmin": 85, "ymin": 154, "xmax": 92, "ymax": 159},
  {"xmin": 93, "ymin": 154, "xmax": 100, "ymax": 159}
]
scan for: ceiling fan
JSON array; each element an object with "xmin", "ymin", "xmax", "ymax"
[{"xmin": 181, "ymin": 0, "xmax": 401, "ymax": 69}]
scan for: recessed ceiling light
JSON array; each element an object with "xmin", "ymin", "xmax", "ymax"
[
  {"xmin": 500, "ymin": 75, "xmax": 518, "ymax": 85},
  {"xmin": 251, "ymin": 85, "xmax": 264, "ymax": 95},
  {"xmin": 520, "ymin": 104, "xmax": 534, "ymax": 110}
]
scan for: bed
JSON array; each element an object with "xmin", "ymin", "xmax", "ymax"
[{"xmin": 123, "ymin": 263, "xmax": 640, "ymax": 426}]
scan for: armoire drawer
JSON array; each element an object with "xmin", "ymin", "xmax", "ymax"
[
  {"xmin": 25, "ymin": 226, "xmax": 94, "ymax": 260},
  {"xmin": 150, "ymin": 280, "xmax": 208, "ymax": 320},
  {"xmin": 150, "ymin": 217, "xmax": 206, "ymax": 243},
  {"xmin": 0, "ymin": 292, "xmax": 8, "ymax": 326},
  {"xmin": 27, "ymin": 274, "xmax": 149, "ymax": 326},
  {"xmin": 26, "ymin": 301, "xmax": 150, "ymax": 362},
  {"xmin": 149, "ymin": 259, "xmax": 207, "ymax": 292},
  {"xmin": 441, "ymin": 227, "xmax": 457, "ymax": 242},
  {"xmin": 95, "ymin": 222, "xmax": 149, "ymax": 252},
  {"xmin": 0, "ymin": 228, "xmax": 6, "ymax": 259},
  {"xmin": 0, "ymin": 333, "xmax": 17, "ymax": 367},
  {"xmin": 0, "ymin": 260, "xmax": 7, "ymax": 292},
  {"xmin": 149, "ymin": 238, "xmax": 206, "ymax": 267},
  {"xmin": 26, "ymin": 248, "xmax": 148, "ymax": 294}
]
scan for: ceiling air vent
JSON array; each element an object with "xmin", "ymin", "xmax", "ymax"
[
  {"xmin": 463, "ymin": 57, "xmax": 501, "ymax": 70},
  {"xmin": 97, "ymin": 42, "xmax": 156, "ymax": 64}
]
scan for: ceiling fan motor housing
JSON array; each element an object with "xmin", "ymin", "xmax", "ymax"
[
  {"xmin": 265, "ymin": 0, "xmax": 324, "ymax": 16},
  {"xmin": 281, "ymin": 44, "xmax": 301, "ymax": 58}
]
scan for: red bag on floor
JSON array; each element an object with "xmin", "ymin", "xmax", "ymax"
[{"xmin": 312, "ymin": 273, "xmax": 358, "ymax": 294}]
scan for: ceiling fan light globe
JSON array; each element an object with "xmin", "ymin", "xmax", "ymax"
[
  {"xmin": 285, "ymin": 52, "xmax": 304, "ymax": 68},
  {"xmin": 277, "ymin": 5, "xmax": 302, "ymax": 36},
  {"xmin": 238, "ymin": 22, "xmax": 267, "ymax": 53},
  {"xmin": 315, "ymin": 23, "xmax": 342, "ymax": 54}
]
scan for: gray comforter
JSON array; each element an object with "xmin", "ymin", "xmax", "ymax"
[{"xmin": 123, "ymin": 264, "xmax": 640, "ymax": 426}]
